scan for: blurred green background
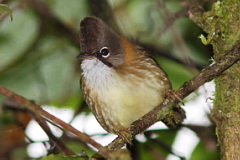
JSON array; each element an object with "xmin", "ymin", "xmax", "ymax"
[
  {"xmin": 0, "ymin": 0, "xmax": 218, "ymax": 160},
  {"xmin": 0, "ymin": 0, "xmax": 212, "ymax": 106}
]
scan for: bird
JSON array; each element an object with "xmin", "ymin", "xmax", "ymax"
[{"xmin": 77, "ymin": 16, "xmax": 184, "ymax": 143}]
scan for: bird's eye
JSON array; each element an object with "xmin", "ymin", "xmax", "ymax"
[{"xmin": 100, "ymin": 47, "xmax": 110, "ymax": 58}]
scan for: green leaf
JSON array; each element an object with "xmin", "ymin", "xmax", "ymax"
[
  {"xmin": 190, "ymin": 141, "xmax": 219, "ymax": 160},
  {"xmin": 66, "ymin": 141, "xmax": 95, "ymax": 157},
  {"xmin": 40, "ymin": 154, "xmax": 88, "ymax": 160},
  {"xmin": 138, "ymin": 129, "xmax": 179, "ymax": 160},
  {"xmin": 157, "ymin": 57, "xmax": 193, "ymax": 89},
  {"xmin": 0, "ymin": 4, "xmax": 13, "ymax": 21}
]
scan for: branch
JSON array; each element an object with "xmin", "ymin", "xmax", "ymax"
[
  {"xmin": 0, "ymin": 87, "xmax": 112, "ymax": 158},
  {"xmin": 3, "ymin": 100, "xmax": 74, "ymax": 155},
  {"xmin": 107, "ymin": 43, "xmax": 240, "ymax": 150},
  {"xmin": 30, "ymin": 112, "xmax": 74, "ymax": 155},
  {"xmin": 144, "ymin": 131, "xmax": 185, "ymax": 160},
  {"xmin": 138, "ymin": 42, "xmax": 206, "ymax": 70},
  {"xmin": 156, "ymin": 1, "xmax": 189, "ymax": 35}
]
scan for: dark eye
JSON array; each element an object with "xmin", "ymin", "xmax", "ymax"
[{"xmin": 100, "ymin": 47, "xmax": 110, "ymax": 58}]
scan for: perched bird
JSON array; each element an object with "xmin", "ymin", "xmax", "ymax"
[{"xmin": 77, "ymin": 16, "xmax": 184, "ymax": 142}]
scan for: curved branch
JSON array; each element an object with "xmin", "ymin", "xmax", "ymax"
[
  {"xmin": 3, "ymin": 100, "xmax": 74, "ymax": 155},
  {"xmin": 0, "ymin": 86, "xmax": 111, "ymax": 158},
  {"xmin": 107, "ymin": 43, "xmax": 240, "ymax": 150}
]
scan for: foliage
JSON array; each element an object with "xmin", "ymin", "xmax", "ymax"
[
  {"xmin": 0, "ymin": 4, "xmax": 13, "ymax": 21},
  {"xmin": 40, "ymin": 154, "xmax": 88, "ymax": 160}
]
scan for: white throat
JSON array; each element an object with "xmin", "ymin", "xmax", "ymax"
[{"xmin": 81, "ymin": 58, "xmax": 117, "ymax": 90}]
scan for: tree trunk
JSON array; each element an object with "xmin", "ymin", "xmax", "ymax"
[
  {"xmin": 186, "ymin": 0, "xmax": 240, "ymax": 159},
  {"xmin": 212, "ymin": 61, "xmax": 240, "ymax": 160},
  {"xmin": 211, "ymin": 1, "xmax": 240, "ymax": 159},
  {"xmin": 209, "ymin": 1, "xmax": 240, "ymax": 159}
]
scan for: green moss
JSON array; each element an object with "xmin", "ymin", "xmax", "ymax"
[
  {"xmin": 197, "ymin": 0, "xmax": 240, "ymax": 117},
  {"xmin": 192, "ymin": 0, "xmax": 240, "ymax": 158},
  {"xmin": 197, "ymin": 0, "xmax": 240, "ymax": 56}
]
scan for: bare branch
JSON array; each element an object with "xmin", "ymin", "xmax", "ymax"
[
  {"xmin": 0, "ymin": 87, "xmax": 112, "ymax": 158},
  {"xmin": 3, "ymin": 100, "xmax": 74, "ymax": 155}
]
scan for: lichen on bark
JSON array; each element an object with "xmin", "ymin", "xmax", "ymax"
[{"xmin": 188, "ymin": 0, "xmax": 240, "ymax": 159}]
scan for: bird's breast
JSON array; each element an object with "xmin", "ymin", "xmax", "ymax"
[{"xmin": 81, "ymin": 58, "xmax": 167, "ymax": 133}]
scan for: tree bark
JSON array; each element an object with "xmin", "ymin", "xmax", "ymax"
[
  {"xmin": 212, "ymin": 61, "xmax": 240, "ymax": 160},
  {"xmin": 210, "ymin": 1, "xmax": 240, "ymax": 159},
  {"xmin": 185, "ymin": 0, "xmax": 240, "ymax": 159}
]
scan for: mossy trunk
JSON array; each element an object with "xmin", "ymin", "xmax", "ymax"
[
  {"xmin": 188, "ymin": 0, "xmax": 240, "ymax": 159},
  {"xmin": 212, "ymin": 59, "xmax": 240, "ymax": 160},
  {"xmin": 211, "ymin": 1, "xmax": 240, "ymax": 159}
]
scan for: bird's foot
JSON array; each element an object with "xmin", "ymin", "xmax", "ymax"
[{"xmin": 167, "ymin": 89, "xmax": 184, "ymax": 105}]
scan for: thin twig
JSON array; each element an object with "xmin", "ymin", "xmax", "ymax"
[
  {"xmin": 3, "ymin": 100, "xmax": 74, "ymax": 155},
  {"xmin": 144, "ymin": 131, "xmax": 186, "ymax": 160},
  {"xmin": 30, "ymin": 113, "xmax": 74, "ymax": 155},
  {"xmin": 157, "ymin": 0, "xmax": 195, "ymax": 68},
  {"xmin": 138, "ymin": 42, "xmax": 206, "ymax": 70}
]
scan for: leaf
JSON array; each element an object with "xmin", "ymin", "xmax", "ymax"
[
  {"xmin": 66, "ymin": 141, "xmax": 95, "ymax": 157},
  {"xmin": 0, "ymin": 4, "xmax": 13, "ymax": 21},
  {"xmin": 40, "ymin": 154, "xmax": 88, "ymax": 160},
  {"xmin": 157, "ymin": 57, "xmax": 193, "ymax": 89},
  {"xmin": 190, "ymin": 141, "xmax": 219, "ymax": 160},
  {"xmin": 137, "ymin": 129, "xmax": 179, "ymax": 160}
]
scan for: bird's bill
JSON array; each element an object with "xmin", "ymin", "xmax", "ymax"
[{"xmin": 76, "ymin": 53, "xmax": 96, "ymax": 60}]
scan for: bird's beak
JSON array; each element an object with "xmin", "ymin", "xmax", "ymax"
[{"xmin": 76, "ymin": 53, "xmax": 96, "ymax": 60}]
